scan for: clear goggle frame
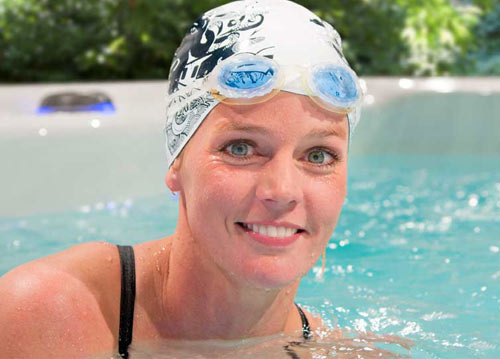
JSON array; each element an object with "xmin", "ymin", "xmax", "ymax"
[{"xmin": 204, "ymin": 54, "xmax": 362, "ymax": 115}]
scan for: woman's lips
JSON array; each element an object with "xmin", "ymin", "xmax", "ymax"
[{"xmin": 235, "ymin": 222, "xmax": 303, "ymax": 247}]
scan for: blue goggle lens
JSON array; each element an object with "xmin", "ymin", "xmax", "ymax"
[
  {"xmin": 312, "ymin": 66, "xmax": 359, "ymax": 106},
  {"xmin": 218, "ymin": 60, "xmax": 277, "ymax": 93}
]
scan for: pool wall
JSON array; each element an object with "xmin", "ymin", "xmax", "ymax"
[{"xmin": 1, "ymin": 78, "xmax": 499, "ymax": 217}]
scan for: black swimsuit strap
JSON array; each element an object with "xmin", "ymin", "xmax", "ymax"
[
  {"xmin": 283, "ymin": 304, "xmax": 312, "ymax": 359},
  {"xmin": 295, "ymin": 303, "xmax": 312, "ymax": 339},
  {"xmin": 117, "ymin": 245, "xmax": 136, "ymax": 359}
]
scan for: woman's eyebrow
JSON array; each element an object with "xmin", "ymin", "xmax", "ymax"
[
  {"xmin": 214, "ymin": 121, "xmax": 346, "ymax": 139},
  {"xmin": 305, "ymin": 127, "xmax": 347, "ymax": 140},
  {"xmin": 214, "ymin": 121, "xmax": 269, "ymax": 134}
]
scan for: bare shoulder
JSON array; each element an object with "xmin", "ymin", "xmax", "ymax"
[{"xmin": 0, "ymin": 241, "xmax": 122, "ymax": 358}]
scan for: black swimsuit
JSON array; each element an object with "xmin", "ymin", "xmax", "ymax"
[{"xmin": 116, "ymin": 245, "xmax": 311, "ymax": 359}]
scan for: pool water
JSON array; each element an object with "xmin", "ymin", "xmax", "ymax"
[{"xmin": 2, "ymin": 154, "xmax": 499, "ymax": 358}]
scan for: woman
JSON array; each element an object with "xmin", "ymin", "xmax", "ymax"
[{"xmin": 1, "ymin": 0, "xmax": 366, "ymax": 357}]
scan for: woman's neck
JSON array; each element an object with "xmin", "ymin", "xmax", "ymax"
[{"xmin": 155, "ymin": 231, "xmax": 301, "ymax": 340}]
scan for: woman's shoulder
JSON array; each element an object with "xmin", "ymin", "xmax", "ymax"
[
  {"xmin": 2, "ymin": 241, "xmax": 122, "ymax": 300},
  {"xmin": 0, "ymin": 241, "xmax": 122, "ymax": 357}
]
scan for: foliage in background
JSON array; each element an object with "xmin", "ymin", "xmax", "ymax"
[
  {"xmin": 397, "ymin": 0, "xmax": 479, "ymax": 75},
  {"xmin": 0, "ymin": 0, "xmax": 117, "ymax": 81},
  {"xmin": 0, "ymin": 0, "xmax": 498, "ymax": 82},
  {"xmin": 465, "ymin": 3, "xmax": 500, "ymax": 74}
]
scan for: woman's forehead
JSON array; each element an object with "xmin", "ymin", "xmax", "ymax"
[
  {"xmin": 206, "ymin": 93, "xmax": 348, "ymax": 140},
  {"xmin": 212, "ymin": 119, "xmax": 347, "ymax": 141}
]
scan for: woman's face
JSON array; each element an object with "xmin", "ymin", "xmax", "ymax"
[{"xmin": 170, "ymin": 92, "xmax": 348, "ymax": 289}]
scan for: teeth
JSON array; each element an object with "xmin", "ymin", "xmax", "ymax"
[{"xmin": 243, "ymin": 223, "xmax": 298, "ymax": 238}]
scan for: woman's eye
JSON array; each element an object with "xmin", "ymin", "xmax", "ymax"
[
  {"xmin": 223, "ymin": 141, "xmax": 255, "ymax": 158},
  {"xmin": 307, "ymin": 149, "xmax": 337, "ymax": 166},
  {"xmin": 229, "ymin": 143, "xmax": 249, "ymax": 156}
]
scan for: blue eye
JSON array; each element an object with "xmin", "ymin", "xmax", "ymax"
[
  {"xmin": 307, "ymin": 149, "xmax": 338, "ymax": 167},
  {"xmin": 308, "ymin": 150, "xmax": 325, "ymax": 163},
  {"xmin": 228, "ymin": 142, "xmax": 250, "ymax": 156}
]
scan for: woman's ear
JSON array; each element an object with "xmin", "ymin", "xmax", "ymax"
[{"xmin": 165, "ymin": 157, "xmax": 182, "ymax": 192}]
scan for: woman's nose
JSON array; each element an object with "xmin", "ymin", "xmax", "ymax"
[{"xmin": 255, "ymin": 152, "xmax": 303, "ymax": 211}]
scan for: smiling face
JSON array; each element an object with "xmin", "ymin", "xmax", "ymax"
[{"xmin": 167, "ymin": 92, "xmax": 348, "ymax": 289}]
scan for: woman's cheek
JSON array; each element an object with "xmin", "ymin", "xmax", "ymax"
[
  {"xmin": 205, "ymin": 167, "xmax": 251, "ymax": 199},
  {"xmin": 313, "ymin": 180, "xmax": 346, "ymax": 240}
]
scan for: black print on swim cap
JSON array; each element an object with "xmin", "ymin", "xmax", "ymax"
[
  {"xmin": 309, "ymin": 17, "xmax": 348, "ymax": 66},
  {"xmin": 168, "ymin": 11, "xmax": 266, "ymax": 94},
  {"xmin": 165, "ymin": 91, "xmax": 216, "ymax": 155},
  {"xmin": 309, "ymin": 18, "xmax": 325, "ymax": 27}
]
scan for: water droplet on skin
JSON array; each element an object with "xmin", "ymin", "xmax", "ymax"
[
  {"xmin": 139, "ymin": 256, "xmax": 144, "ymax": 261},
  {"xmin": 161, "ymin": 247, "xmax": 166, "ymax": 251},
  {"xmin": 106, "ymin": 256, "xmax": 113, "ymax": 263},
  {"xmin": 156, "ymin": 264, "xmax": 161, "ymax": 273}
]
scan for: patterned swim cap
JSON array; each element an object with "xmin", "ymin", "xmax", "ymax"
[{"xmin": 165, "ymin": 0, "xmax": 361, "ymax": 168}]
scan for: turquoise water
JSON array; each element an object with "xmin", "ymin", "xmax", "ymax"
[{"xmin": 2, "ymin": 154, "xmax": 499, "ymax": 358}]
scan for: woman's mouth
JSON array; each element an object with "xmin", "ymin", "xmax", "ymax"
[{"xmin": 235, "ymin": 222, "xmax": 305, "ymax": 247}]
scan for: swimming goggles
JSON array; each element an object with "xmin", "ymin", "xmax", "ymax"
[{"xmin": 204, "ymin": 54, "xmax": 362, "ymax": 114}]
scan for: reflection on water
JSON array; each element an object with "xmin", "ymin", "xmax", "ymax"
[{"xmin": 90, "ymin": 331, "xmax": 412, "ymax": 359}]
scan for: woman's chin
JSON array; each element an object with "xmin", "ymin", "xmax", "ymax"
[
  {"xmin": 246, "ymin": 273, "xmax": 301, "ymax": 290},
  {"xmin": 235, "ymin": 258, "xmax": 308, "ymax": 290}
]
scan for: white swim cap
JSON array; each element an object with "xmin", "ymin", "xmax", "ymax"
[{"xmin": 165, "ymin": 0, "xmax": 362, "ymax": 168}]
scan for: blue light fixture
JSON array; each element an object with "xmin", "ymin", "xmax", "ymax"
[{"xmin": 37, "ymin": 92, "xmax": 116, "ymax": 115}]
